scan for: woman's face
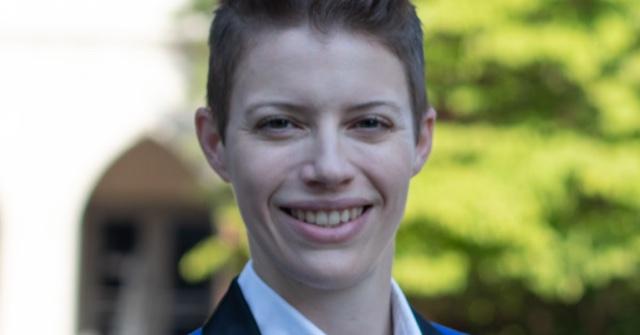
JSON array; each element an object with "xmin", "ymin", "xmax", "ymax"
[{"xmin": 197, "ymin": 26, "xmax": 434, "ymax": 292}]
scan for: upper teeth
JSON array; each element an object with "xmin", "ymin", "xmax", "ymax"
[{"xmin": 290, "ymin": 207, "xmax": 364, "ymax": 227}]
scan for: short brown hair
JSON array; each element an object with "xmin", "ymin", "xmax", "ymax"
[{"xmin": 207, "ymin": 0, "xmax": 428, "ymax": 142}]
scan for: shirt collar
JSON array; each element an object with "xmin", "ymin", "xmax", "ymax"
[
  {"xmin": 237, "ymin": 261, "xmax": 422, "ymax": 335},
  {"xmin": 390, "ymin": 278, "xmax": 423, "ymax": 335},
  {"xmin": 238, "ymin": 261, "xmax": 325, "ymax": 335}
]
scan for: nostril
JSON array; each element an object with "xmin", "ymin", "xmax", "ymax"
[
  {"xmin": 300, "ymin": 161, "xmax": 355, "ymax": 189},
  {"xmin": 298, "ymin": 140, "xmax": 356, "ymax": 187},
  {"xmin": 303, "ymin": 175, "xmax": 353, "ymax": 190}
]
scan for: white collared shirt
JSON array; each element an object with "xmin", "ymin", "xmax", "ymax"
[{"xmin": 237, "ymin": 261, "xmax": 422, "ymax": 335}]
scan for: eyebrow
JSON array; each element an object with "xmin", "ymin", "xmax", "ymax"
[
  {"xmin": 346, "ymin": 100, "xmax": 403, "ymax": 114},
  {"xmin": 244, "ymin": 101, "xmax": 308, "ymax": 117},
  {"xmin": 244, "ymin": 100, "xmax": 403, "ymax": 116}
]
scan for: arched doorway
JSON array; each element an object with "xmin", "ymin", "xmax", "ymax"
[{"xmin": 78, "ymin": 138, "xmax": 214, "ymax": 335}]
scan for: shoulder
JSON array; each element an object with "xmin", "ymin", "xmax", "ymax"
[
  {"xmin": 430, "ymin": 321, "xmax": 468, "ymax": 335},
  {"xmin": 188, "ymin": 322, "xmax": 466, "ymax": 335},
  {"xmin": 192, "ymin": 276, "xmax": 468, "ymax": 335}
]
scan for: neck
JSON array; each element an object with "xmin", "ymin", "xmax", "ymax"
[{"xmin": 253, "ymin": 243, "xmax": 395, "ymax": 335}]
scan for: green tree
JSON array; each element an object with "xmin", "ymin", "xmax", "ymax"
[{"xmin": 394, "ymin": 1, "xmax": 640, "ymax": 333}]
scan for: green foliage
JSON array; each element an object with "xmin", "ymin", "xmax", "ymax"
[
  {"xmin": 179, "ymin": 189, "xmax": 250, "ymax": 281},
  {"xmin": 397, "ymin": 0, "xmax": 640, "ymax": 332},
  {"xmin": 420, "ymin": 0, "xmax": 640, "ymax": 138},
  {"xmin": 399, "ymin": 125, "xmax": 640, "ymax": 304}
]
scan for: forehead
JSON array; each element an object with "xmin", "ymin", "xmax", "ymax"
[{"xmin": 230, "ymin": 26, "xmax": 410, "ymax": 113}]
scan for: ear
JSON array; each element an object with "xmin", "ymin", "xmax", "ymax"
[
  {"xmin": 412, "ymin": 107, "xmax": 437, "ymax": 176},
  {"xmin": 195, "ymin": 107, "xmax": 231, "ymax": 182}
]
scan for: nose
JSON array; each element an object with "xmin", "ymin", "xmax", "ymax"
[{"xmin": 300, "ymin": 129, "xmax": 355, "ymax": 190}]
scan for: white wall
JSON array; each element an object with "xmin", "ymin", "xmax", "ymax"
[{"xmin": 0, "ymin": 0, "xmax": 189, "ymax": 333}]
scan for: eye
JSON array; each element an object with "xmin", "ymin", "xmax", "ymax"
[
  {"xmin": 258, "ymin": 117, "xmax": 293, "ymax": 129},
  {"xmin": 351, "ymin": 116, "xmax": 392, "ymax": 130},
  {"xmin": 257, "ymin": 116, "xmax": 297, "ymax": 130},
  {"xmin": 254, "ymin": 115, "xmax": 305, "ymax": 139}
]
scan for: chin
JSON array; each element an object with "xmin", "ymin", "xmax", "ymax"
[{"xmin": 285, "ymin": 249, "xmax": 378, "ymax": 291}]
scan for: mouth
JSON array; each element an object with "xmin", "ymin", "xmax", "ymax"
[{"xmin": 280, "ymin": 206, "xmax": 372, "ymax": 228}]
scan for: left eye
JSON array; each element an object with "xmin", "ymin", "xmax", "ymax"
[{"xmin": 352, "ymin": 116, "xmax": 391, "ymax": 129}]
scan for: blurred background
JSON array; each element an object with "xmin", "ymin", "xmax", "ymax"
[{"xmin": 0, "ymin": 0, "xmax": 638, "ymax": 334}]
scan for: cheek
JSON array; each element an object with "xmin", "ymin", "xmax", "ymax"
[
  {"xmin": 227, "ymin": 141, "xmax": 296, "ymax": 209},
  {"xmin": 355, "ymin": 138, "xmax": 415, "ymax": 187},
  {"xmin": 360, "ymin": 141, "xmax": 414, "ymax": 215}
]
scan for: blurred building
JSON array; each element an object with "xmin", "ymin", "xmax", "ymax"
[{"xmin": 0, "ymin": 0, "xmax": 217, "ymax": 334}]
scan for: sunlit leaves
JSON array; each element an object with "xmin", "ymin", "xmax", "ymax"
[
  {"xmin": 179, "ymin": 203, "xmax": 249, "ymax": 282},
  {"xmin": 400, "ymin": 123, "xmax": 640, "ymax": 303},
  {"xmin": 394, "ymin": 252, "xmax": 469, "ymax": 295},
  {"xmin": 419, "ymin": 0, "xmax": 640, "ymax": 137}
]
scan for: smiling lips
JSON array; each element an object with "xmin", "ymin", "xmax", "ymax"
[{"xmin": 283, "ymin": 206, "xmax": 368, "ymax": 227}]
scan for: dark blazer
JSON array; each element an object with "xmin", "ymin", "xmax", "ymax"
[{"xmin": 195, "ymin": 279, "xmax": 464, "ymax": 335}]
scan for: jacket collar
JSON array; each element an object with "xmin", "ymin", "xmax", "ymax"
[
  {"xmin": 201, "ymin": 278, "xmax": 445, "ymax": 335},
  {"xmin": 201, "ymin": 278, "xmax": 261, "ymax": 335}
]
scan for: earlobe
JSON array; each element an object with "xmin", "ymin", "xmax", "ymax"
[
  {"xmin": 195, "ymin": 107, "xmax": 230, "ymax": 182},
  {"xmin": 412, "ymin": 107, "xmax": 437, "ymax": 176}
]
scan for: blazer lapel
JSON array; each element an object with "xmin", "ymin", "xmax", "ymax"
[
  {"xmin": 200, "ymin": 277, "xmax": 447, "ymax": 335},
  {"xmin": 201, "ymin": 278, "xmax": 261, "ymax": 335}
]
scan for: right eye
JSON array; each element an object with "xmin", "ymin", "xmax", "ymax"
[
  {"xmin": 255, "ymin": 116, "xmax": 304, "ymax": 139},
  {"xmin": 257, "ymin": 117, "xmax": 296, "ymax": 130}
]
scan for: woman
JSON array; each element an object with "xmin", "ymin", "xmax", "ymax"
[{"xmin": 193, "ymin": 0, "xmax": 464, "ymax": 334}]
